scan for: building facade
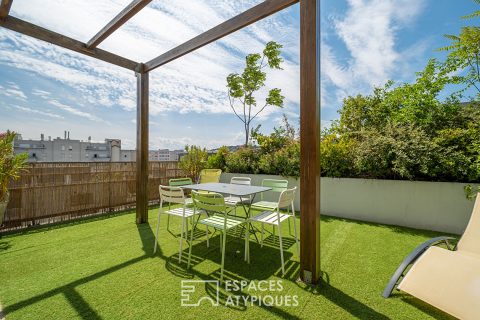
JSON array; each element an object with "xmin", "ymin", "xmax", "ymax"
[
  {"xmin": 14, "ymin": 132, "xmax": 122, "ymax": 162},
  {"xmin": 14, "ymin": 132, "xmax": 183, "ymax": 162}
]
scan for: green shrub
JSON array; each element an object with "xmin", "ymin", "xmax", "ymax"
[
  {"xmin": 206, "ymin": 146, "xmax": 229, "ymax": 171},
  {"xmin": 353, "ymin": 124, "xmax": 435, "ymax": 180},
  {"xmin": 258, "ymin": 141, "xmax": 300, "ymax": 177},
  {"xmin": 225, "ymin": 147, "xmax": 260, "ymax": 174},
  {"xmin": 320, "ymin": 133, "xmax": 355, "ymax": 178}
]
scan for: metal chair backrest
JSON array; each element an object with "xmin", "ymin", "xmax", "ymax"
[
  {"xmin": 199, "ymin": 169, "xmax": 222, "ymax": 184},
  {"xmin": 277, "ymin": 187, "xmax": 297, "ymax": 210},
  {"xmin": 230, "ymin": 176, "xmax": 251, "ymax": 186},
  {"xmin": 169, "ymin": 177, "xmax": 193, "ymax": 187},
  {"xmin": 159, "ymin": 185, "xmax": 185, "ymax": 205},
  {"xmin": 457, "ymin": 193, "xmax": 480, "ymax": 255},
  {"xmin": 191, "ymin": 190, "xmax": 226, "ymax": 214},
  {"xmin": 261, "ymin": 179, "xmax": 289, "ymax": 200}
]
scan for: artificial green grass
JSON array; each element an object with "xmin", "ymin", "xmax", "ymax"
[{"xmin": 0, "ymin": 206, "xmax": 456, "ymax": 320}]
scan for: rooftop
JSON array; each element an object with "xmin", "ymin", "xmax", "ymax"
[{"xmin": 0, "ymin": 206, "xmax": 453, "ymax": 319}]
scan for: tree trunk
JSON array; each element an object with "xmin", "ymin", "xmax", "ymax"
[{"xmin": 244, "ymin": 123, "xmax": 249, "ymax": 146}]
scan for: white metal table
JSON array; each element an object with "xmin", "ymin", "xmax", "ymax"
[{"xmin": 181, "ymin": 182, "xmax": 271, "ymax": 242}]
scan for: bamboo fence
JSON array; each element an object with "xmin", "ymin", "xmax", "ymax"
[{"xmin": 1, "ymin": 161, "xmax": 185, "ymax": 231}]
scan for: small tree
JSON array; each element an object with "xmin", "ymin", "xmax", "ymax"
[
  {"xmin": 227, "ymin": 41, "xmax": 285, "ymax": 146},
  {"xmin": 440, "ymin": 0, "xmax": 480, "ymax": 98},
  {"xmin": 178, "ymin": 145, "xmax": 208, "ymax": 181}
]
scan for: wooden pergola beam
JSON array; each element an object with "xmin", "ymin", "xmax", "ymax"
[
  {"xmin": 0, "ymin": 0, "xmax": 13, "ymax": 20},
  {"xmin": 299, "ymin": 0, "xmax": 321, "ymax": 284},
  {"xmin": 144, "ymin": 0, "xmax": 298, "ymax": 72},
  {"xmin": 86, "ymin": 0, "xmax": 152, "ymax": 49},
  {"xmin": 0, "ymin": 16, "xmax": 140, "ymax": 71}
]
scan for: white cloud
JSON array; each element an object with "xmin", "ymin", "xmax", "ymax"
[
  {"xmin": 321, "ymin": 0, "xmax": 427, "ymax": 108},
  {"xmin": 48, "ymin": 99, "xmax": 102, "ymax": 122},
  {"xmin": 150, "ymin": 130, "xmax": 245, "ymax": 150},
  {"xmin": 32, "ymin": 89, "xmax": 51, "ymax": 99},
  {"xmin": 12, "ymin": 105, "xmax": 63, "ymax": 119},
  {"xmin": 2, "ymin": 0, "xmax": 299, "ymax": 119},
  {"xmin": 0, "ymin": 82, "xmax": 27, "ymax": 100}
]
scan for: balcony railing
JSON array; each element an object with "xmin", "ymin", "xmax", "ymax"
[{"xmin": 2, "ymin": 161, "xmax": 185, "ymax": 231}]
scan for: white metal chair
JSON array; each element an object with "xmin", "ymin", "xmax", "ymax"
[
  {"xmin": 249, "ymin": 187, "xmax": 299, "ymax": 275},
  {"xmin": 153, "ymin": 185, "xmax": 204, "ymax": 263},
  {"xmin": 224, "ymin": 176, "xmax": 251, "ymax": 215}
]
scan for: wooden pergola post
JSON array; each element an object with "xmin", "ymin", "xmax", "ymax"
[
  {"xmin": 136, "ymin": 64, "xmax": 149, "ymax": 224},
  {"xmin": 300, "ymin": 0, "xmax": 321, "ymax": 284}
]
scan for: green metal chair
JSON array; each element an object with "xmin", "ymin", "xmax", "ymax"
[
  {"xmin": 165, "ymin": 178, "xmax": 194, "ymax": 230},
  {"xmin": 169, "ymin": 177, "xmax": 193, "ymax": 187},
  {"xmin": 250, "ymin": 179, "xmax": 289, "ymax": 210},
  {"xmin": 250, "ymin": 187, "xmax": 299, "ymax": 275},
  {"xmin": 187, "ymin": 190, "xmax": 248, "ymax": 281},
  {"xmin": 250, "ymin": 179, "xmax": 296, "ymax": 238},
  {"xmin": 198, "ymin": 169, "xmax": 222, "ymax": 184}
]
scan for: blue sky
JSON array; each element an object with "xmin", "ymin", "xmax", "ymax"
[{"xmin": 0, "ymin": 0, "xmax": 478, "ymax": 149}]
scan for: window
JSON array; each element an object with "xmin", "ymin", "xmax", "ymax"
[{"xmin": 68, "ymin": 146, "xmax": 73, "ymax": 151}]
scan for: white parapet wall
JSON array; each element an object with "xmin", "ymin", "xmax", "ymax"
[{"xmin": 220, "ymin": 173, "xmax": 479, "ymax": 234}]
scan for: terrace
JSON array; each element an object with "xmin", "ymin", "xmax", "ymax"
[
  {"xmin": 0, "ymin": 207, "xmax": 454, "ymax": 319},
  {"xmin": 0, "ymin": 0, "xmax": 476, "ymax": 319}
]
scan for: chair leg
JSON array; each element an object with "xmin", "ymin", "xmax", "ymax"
[
  {"xmin": 219, "ymin": 233, "xmax": 223, "ymax": 253},
  {"xmin": 206, "ymin": 226, "xmax": 209, "ymax": 247},
  {"xmin": 287, "ymin": 206, "xmax": 292, "ymax": 236},
  {"xmin": 273, "ymin": 225, "xmax": 276, "ymax": 244},
  {"xmin": 179, "ymin": 217, "xmax": 185, "ymax": 263},
  {"xmin": 153, "ymin": 211, "xmax": 161, "ymax": 254},
  {"xmin": 292, "ymin": 216, "xmax": 299, "ymax": 257},
  {"xmin": 288, "ymin": 217, "xmax": 292, "ymax": 236},
  {"xmin": 220, "ymin": 230, "xmax": 227, "ymax": 281},
  {"xmin": 245, "ymin": 224, "xmax": 250, "ymax": 263},
  {"xmin": 247, "ymin": 224, "xmax": 250, "ymax": 264},
  {"xmin": 277, "ymin": 223, "xmax": 285, "ymax": 276},
  {"xmin": 261, "ymin": 223, "xmax": 264, "ymax": 247},
  {"xmin": 187, "ymin": 217, "xmax": 195, "ymax": 269}
]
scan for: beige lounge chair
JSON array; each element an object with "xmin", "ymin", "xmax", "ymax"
[{"xmin": 383, "ymin": 193, "xmax": 480, "ymax": 319}]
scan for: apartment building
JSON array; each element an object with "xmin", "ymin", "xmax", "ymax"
[
  {"xmin": 14, "ymin": 131, "xmax": 120, "ymax": 162},
  {"xmin": 14, "ymin": 132, "xmax": 185, "ymax": 162}
]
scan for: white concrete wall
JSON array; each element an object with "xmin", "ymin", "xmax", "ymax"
[{"xmin": 220, "ymin": 173, "xmax": 479, "ymax": 234}]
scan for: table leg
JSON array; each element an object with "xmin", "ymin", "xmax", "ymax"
[{"xmin": 239, "ymin": 194, "xmax": 260, "ymax": 243}]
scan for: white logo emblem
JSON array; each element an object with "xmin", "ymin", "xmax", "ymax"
[{"xmin": 180, "ymin": 280, "xmax": 220, "ymax": 307}]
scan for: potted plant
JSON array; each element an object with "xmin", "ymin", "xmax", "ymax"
[{"xmin": 0, "ymin": 131, "xmax": 28, "ymax": 226}]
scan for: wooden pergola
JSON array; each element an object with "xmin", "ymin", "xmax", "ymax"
[{"xmin": 0, "ymin": 0, "xmax": 320, "ymax": 283}]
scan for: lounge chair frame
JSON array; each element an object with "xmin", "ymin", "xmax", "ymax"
[{"xmin": 382, "ymin": 236, "xmax": 456, "ymax": 298}]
